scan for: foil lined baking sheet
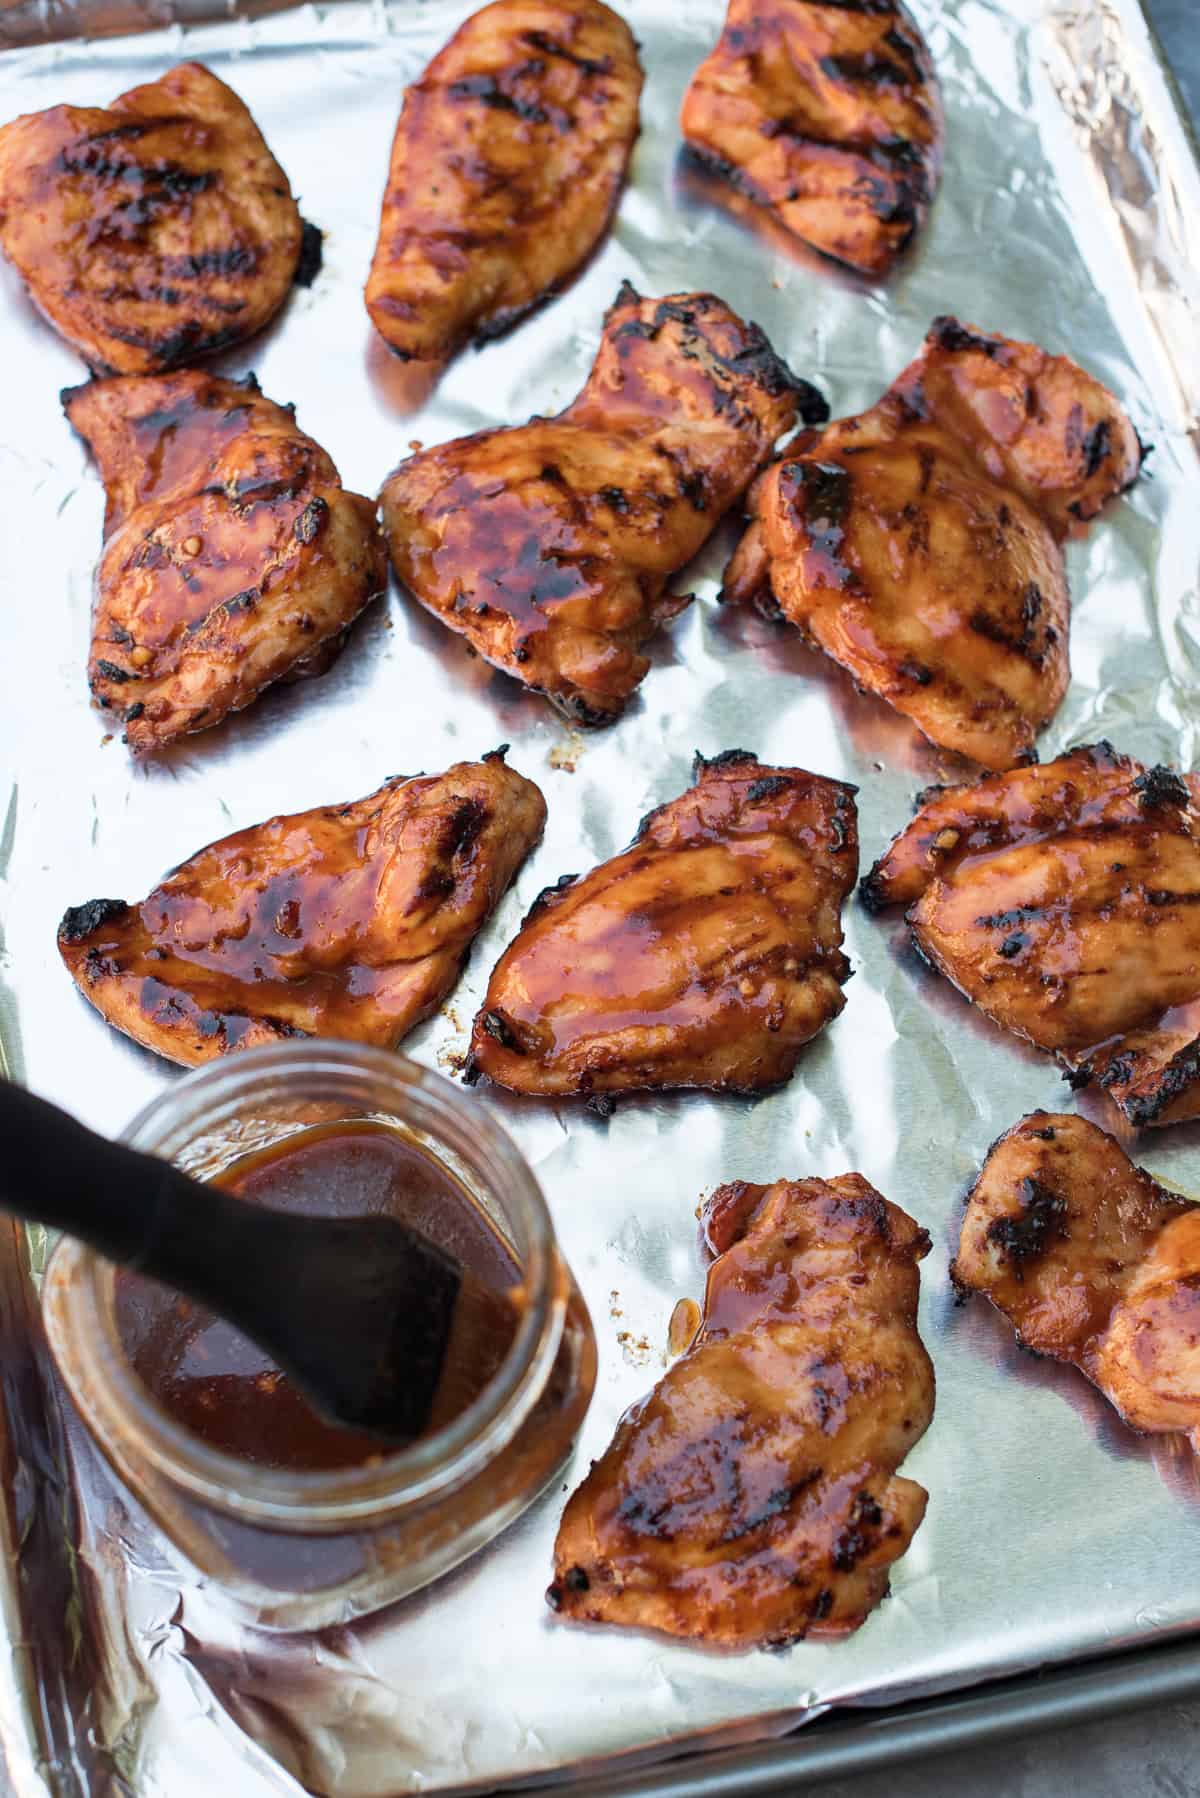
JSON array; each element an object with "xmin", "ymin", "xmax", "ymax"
[{"xmin": 1, "ymin": 0, "xmax": 1199, "ymax": 1791}]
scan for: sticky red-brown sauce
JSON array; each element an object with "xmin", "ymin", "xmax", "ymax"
[{"xmin": 115, "ymin": 1122, "xmax": 521, "ymax": 1472}]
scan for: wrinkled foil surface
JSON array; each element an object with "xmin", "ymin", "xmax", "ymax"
[{"xmin": 1, "ymin": 0, "xmax": 1199, "ymax": 1792}]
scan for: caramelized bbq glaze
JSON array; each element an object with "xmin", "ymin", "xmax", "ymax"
[
  {"xmin": 954, "ymin": 1111, "xmax": 1200, "ymax": 1452},
  {"xmin": 0, "ymin": 62, "xmax": 309, "ymax": 374},
  {"xmin": 58, "ymin": 754, "xmax": 546, "ymax": 1067},
  {"xmin": 863, "ymin": 743, "xmax": 1200, "ymax": 1125},
  {"xmin": 468, "ymin": 749, "xmax": 858, "ymax": 1099},
  {"xmin": 117, "ymin": 1122, "xmax": 522, "ymax": 1471},
  {"xmin": 366, "ymin": 0, "xmax": 642, "ymax": 367},
  {"xmin": 379, "ymin": 283, "xmax": 825, "ymax": 725},
  {"xmin": 680, "ymin": 0, "xmax": 943, "ymax": 278},
  {"xmin": 65, "ymin": 369, "xmax": 387, "ymax": 753},
  {"xmin": 548, "ymin": 1173, "xmax": 934, "ymax": 1648},
  {"xmin": 723, "ymin": 318, "xmax": 1142, "ymax": 770}
]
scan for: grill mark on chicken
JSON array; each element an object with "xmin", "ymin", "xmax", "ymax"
[
  {"xmin": 680, "ymin": 0, "xmax": 942, "ymax": 277},
  {"xmin": 548, "ymin": 1174, "xmax": 933, "ymax": 1647},
  {"xmin": 58, "ymin": 759, "xmax": 546, "ymax": 1069},
  {"xmin": 467, "ymin": 751, "xmax": 857, "ymax": 1099},
  {"xmin": 380, "ymin": 284, "xmax": 819, "ymax": 725},
  {"xmin": 955, "ymin": 1111, "xmax": 1200, "ymax": 1453},
  {"xmin": 365, "ymin": 0, "xmax": 642, "ymax": 370},
  {"xmin": 0, "ymin": 63, "xmax": 306, "ymax": 374},
  {"xmin": 65, "ymin": 370, "xmax": 387, "ymax": 754},
  {"xmin": 722, "ymin": 319, "xmax": 1140, "ymax": 770},
  {"xmin": 863, "ymin": 743, "xmax": 1200, "ymax": 1126}
]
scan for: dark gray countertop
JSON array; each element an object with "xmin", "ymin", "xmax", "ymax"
[
  {"xmin": 802, "ymin": 4, "xmax": 1199, "ymax": 1794},
  {"xmin": 1149, "ymin": 0, "xmax": 1199, "ymax": 121}
]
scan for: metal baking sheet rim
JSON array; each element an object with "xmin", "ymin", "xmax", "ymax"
[{"xmin": 0, "ymin": 0, "xmax": 1199, "ymax": 1793}]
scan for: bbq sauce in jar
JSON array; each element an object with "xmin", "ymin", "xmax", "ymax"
[{"xmin": 115, "ymin": 1122, "xmax": 522, "ymax": 1473}]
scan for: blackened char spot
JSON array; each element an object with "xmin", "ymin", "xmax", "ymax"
[
  {"xmin": 746, "ymin": 775, "xmax": 792, "ymax": 804},
  {"xmin": 482, "ymin": 743, "xmax": 510, "ymax": 763},
  {"xmin": 1081, "ymin": 417, "xmax": 1111, "ymax": 477},
  {"xmin": 780, "ymin": 461, "xmax": 854, "ymax": 588},
  {"xmin": 1133, "ymin": 765, "xmax": 1189, "ymax": 810},
  {"xmin": 440, "ymin": 797, "xmax": 488, "ymax": 859},
  {"xmin": 727, "ymin": 320, "xmax": 828, "ymax": 419},
  {"xmin": 818, "ymin": 50, "xmax": 910, "ymax": 86},
  {"xmin": 294, "ymin": 219, "xmax": 323, "ymax": 288},
  {"xmin": 585, "ymin": 1093, "xmax": 617, "ymax": 1119},
  {"xmin": 294, "ymin": 496, "xmax": 329, "ymax": 545},
  {"xmin": 59, "ymin": 898, "xmax": 129, "ymax": 943},
  {"xmin": 95, "ymin": 659, "xmax": 132, "ymax": 684},
  {"xmin": 930, "ymin": 316, "xmax": 999, "ymax": 358},
  {"xmin": 447, "ymin": 74, "xmax": 550, "ymax": 124},
  {"xmin": 1122, "ymin": 1041, "xmax": 1200, "ymax": 1125},
  {"xmin": 986, "ymin": 1176, "xmax": 1068, "ymax": 1273},
  {"xmin": 166, "ymin": 244, "xmax": 258, "ymax": 280},
  {"xmin": 694, "ymin": 747, "xmax": 757, "ymax": 776},
  {"xmin": 480, "ymin": 1009, "xmax": 523, "ymax": 1053},
  {"xmin": 522, "ymin": 28, "xmax": 610, "ymax": 76},
  {"xmin": 524, "ymin": 871, "xmax": 578, "ymax": 924}
]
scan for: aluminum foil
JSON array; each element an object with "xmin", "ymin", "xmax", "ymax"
[{"xmin": 1, "ymin": 0, "xmax": 1199, "ymax": 1791}]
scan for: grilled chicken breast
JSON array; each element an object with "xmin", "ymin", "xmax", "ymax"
[
  {"xmin": 58, "ymin": 754, "xmax": 546, "ymax": 1067},
  {"xmin": 723, "ymin": 317, "xmax": 1142, "ymax": 770},
  {"xmin": 863, "ymin": 744, "xmax": 1200, "ymax": 1126},
  {"xmin": 955, "ymin": 1111, "xmax": 1200, "ymax": 1452},
  {"xmin": 0, "ymin": 62, "xmax": 312, "ymax": 374},
  {"xmin": 366, "ymin": 0, "xmax": 642, "ymax": 367},
  {"xmin": 65, "ymin": 370, "xmax": 386, "ymax": 754},
  {"xmin": 680, "ymin": 0, "xmax": 943, "ymax": 278},
  {"xmin": 549, "ymin": 1173, "xmax": 933, "ymax": 1648},
  {"xmin": 468, "ymin": 749, "xmax": 858, "ymax": 1100},
  {"xmin": 380, "ymin": 284, "xmax": 823, "ymax": 725}
]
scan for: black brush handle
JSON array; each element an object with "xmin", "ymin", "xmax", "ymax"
[
  {"xmin": 0, "ymin": 1078, "xmax": 291, "ymax": 1311},
  {"xmin": 0, "ymin": 1079, "xmax": 468, "ymax": 1440}
]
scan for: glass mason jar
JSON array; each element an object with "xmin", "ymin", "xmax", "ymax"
[{"xmin": 42, "ymin": 1042, "xmax": 596, "ymax": 1631}]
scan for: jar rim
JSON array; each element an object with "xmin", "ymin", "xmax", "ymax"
[{"xmin": 42, "ymin": 1042, "xmax": 565, "ymax": 1528}]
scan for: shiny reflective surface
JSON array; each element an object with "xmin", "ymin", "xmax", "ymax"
[
  {"xmin": 0, "ymin": 0, "xmax": 1198, "ymax": 1792},
  {"xmin": 58, "ymin": 755, "xmax": 546, "ymax": 1063},
  {"xmin": 724, "ymin": 318, "xmax": 1142, "ymax": 768},
  {"xmin": 366, "ymin": 0, "xmax": 642, "ymax": 368},
  {"xmin": 469, "ymin": 748, "xmax": 858, "ymax": 1096},
  {"xmin": 0, "ymin": 62, "xmax": 306, "ymax": 374},
  {"xmin": 864, "ymin": 744, "xmax": 1200, "ymax": 1125},
  {"xmin": 380, "ymin": 284, "xmax": 821, "ymax": 724},
  {"xmin": 67, "ymin": 368, "xmax": 387, "ymax": 750},
  {"xmin": 550, "ymin": 1174, "xmax": 933, "ymax": 1648},
  {"xmin": 954, "ymin": 1112, "xmax": 1200, "ymax": 1452},
  {"xmin": 680, "ymin": 0, "xmax": 942, "ymax": 276}
]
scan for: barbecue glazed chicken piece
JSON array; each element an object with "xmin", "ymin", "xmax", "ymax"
[
  {"xmin": 0, "ymin": 63, "xmax": 311, "ymax": 375},
  {"xmin": 723, "ymin": 318, "xmax": 1142, "ymax": 770},
  {"xmin": 380, "ymin": 284, "xmax": 823, "ymax": 724},
  {"xmin": 58, "ymin": 754, "xmax": 545, "ymax": 1068},
  {"xmin": 66, "ymin": 371, "xmax": 386, "ymax": 754},
  {"xmin": 680, "ymin": 0, "xmax": 943, "ymax": 278},
  {"xmin": 468, "ymin": 749, "xmax": 857, "ymax": 1099},
  {"xmin": 863, "ymin": 744, "xmax": 1200, "ymax": 1126},
  {"xmin": 549, "ymin": 1174, "xmax": 934, "ymax": 1647},
  {"xmin": 955, "ymin": 1111, "xmax": 1200, "ymax": 1452},
  {"xmin": 366, "ymin": 0, "xmax": 641, "ymax": 367}
]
